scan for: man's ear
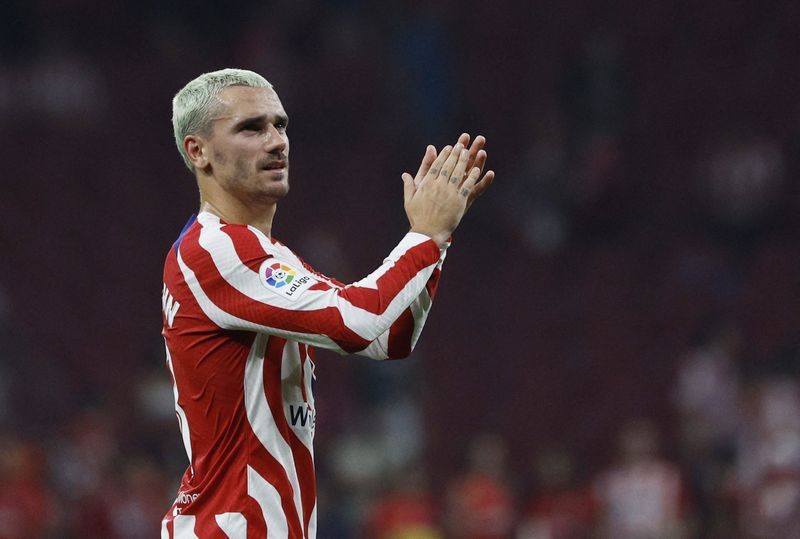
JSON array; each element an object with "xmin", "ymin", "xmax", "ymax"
[{"xmin": 185, "ymin": 135, "xmax": 209, "ymax": 170}]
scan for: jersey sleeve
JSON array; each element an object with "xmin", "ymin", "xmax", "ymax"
[
  {"xmin": 176, "ymin": 215, "xmax": 447, "ymax": 355},
  {"xmin": 354, "ymin": 246, "xmax": 447, "ymax": 359}
]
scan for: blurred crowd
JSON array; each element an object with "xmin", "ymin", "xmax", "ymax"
[
  {"xmin": 3, "ymin": 310, "xmax": 800, "ymax": 538},
  {"xmin": 3, "ymin": 0, "xmax": 800, "ymax": 537}
]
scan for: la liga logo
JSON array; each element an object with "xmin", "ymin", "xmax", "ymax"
[{"xmin": 263, "ymin": 263, "xmax": 296, "ymax": 288}]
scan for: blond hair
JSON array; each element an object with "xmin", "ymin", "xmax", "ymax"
[{"xmin": 172, "ymin": 68, "xmax": 272, "ymax": 170}]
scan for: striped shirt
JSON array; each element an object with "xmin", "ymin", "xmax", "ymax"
[{"xmin": 160, "ymin": 211, "xmax": 446, "ymax": 538}]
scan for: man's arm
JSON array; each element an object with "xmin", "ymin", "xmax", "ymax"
[
  {"xmin": 355, "ymin": 135, "xmax": 496, "ymax": 359},
  {"xmin": 177, "ymin": 141, "xmax": 489, "ymax": 355},
  {"xmin": 178, "ymin": 217, "xmax": 444, "ymax": 354},
  {"xmin": 353, "ymin": 243, "xmax": 448, "ymax": 359}
]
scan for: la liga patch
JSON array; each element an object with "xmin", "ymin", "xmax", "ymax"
[{"xmin": 259, "ymin": 260, "xmax": 316, "ymax": 301}]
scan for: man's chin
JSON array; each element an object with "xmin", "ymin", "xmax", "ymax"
[{"xmin": 255, "ymin": 182, "xmax": 289, "ymax": 203}]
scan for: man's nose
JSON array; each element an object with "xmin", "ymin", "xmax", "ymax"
[{"xmin": 263, "ymin": 125, "xmax": 287, "ymax": 151}]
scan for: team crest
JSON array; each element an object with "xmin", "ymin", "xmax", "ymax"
[{"xmin": 259, "ymin": 260, "xmax": 316, "ymax": 301}]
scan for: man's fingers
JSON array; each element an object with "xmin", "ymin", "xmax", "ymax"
[
  {"xmin": 460, "ymin": 166, "xmax": 482, "ymax": 197},
  {"xmin": 472, "ymin": 170, "xmax": 495, "ymax": 197},
  {"xmin": 465, "ymin": 136, "xmax": 486, "ymax": 172},
  {"xmin": 423, "ymin": 145, "xmax": 453, "ymax": 185},
  {"xmin": 471, "ymin": 149, "xmax": 487, "ymax": 176},
  {"xmin": 457, "ymin": 133, "xmax": 471, "ymax": 149},
  {"xmin": 466, "ymin": 170, "xmax": 495, "ymax": 207},
  {"xmin": 412, "ymin": 145, "xmax": 437, "ymax": 187},
  {"xmin": 437, "ymin": 144, "xmax": 464, "ymax": 184},
  {"xmin": 451, "ymin": 145, "xmax": 471, "ymax": 186},
  {"xmin": 402, "ymin": 172, "xmax": 416, "ymax": 205}
]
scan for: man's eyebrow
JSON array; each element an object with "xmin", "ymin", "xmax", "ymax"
[{"xmin": 227, "ymin": 114, "xmax": 289, "ymax": 129}]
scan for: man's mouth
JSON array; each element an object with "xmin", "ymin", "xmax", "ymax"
[{"xmin": 261, "ymin": 160, "xmax": 287, "ymax": 171}]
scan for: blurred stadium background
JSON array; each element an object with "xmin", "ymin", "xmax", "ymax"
[{"xmin": 2, "ymin": 0, "xmax": 800, "ymax": 537}]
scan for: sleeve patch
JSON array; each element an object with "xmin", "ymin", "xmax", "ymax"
[{"xmin": 258, "ymin": 260, "xmax": 318, "ymax": 301}]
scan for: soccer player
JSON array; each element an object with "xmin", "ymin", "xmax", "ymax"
[{"xmin": 160, "ymin": 68, "xmax": 494, "ymax": 538}]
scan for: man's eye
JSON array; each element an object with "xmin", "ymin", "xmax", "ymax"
[{"xmin": 275, "ymin": 121, "xmax": 287, "ymax": 130}]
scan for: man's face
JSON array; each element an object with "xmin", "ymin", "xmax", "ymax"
[{"xmin": 202, "ymin": 85, "xmax": 290, "ymax": 204}]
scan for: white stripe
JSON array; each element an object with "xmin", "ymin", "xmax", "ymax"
[
  {"xmin": 244, "ymin": 334, "xmax": 305, "ymax": 533},
  {"xmin": 165, "ymin": 340, "xmax": 193, "ymax": 476},
  {"xmin": 409, "ymin": 287, "xmax": 432, "ymax": 350},
  {"xmin": 215, "ymin": 512, "xmax": 247, "ymax": 539},
  {"xmin": 308, "ymin": 503, "xmax": 317, "ymax": 539},
  {"xmin": 357, "ymin": 332, "xmax": 389, "ymax": 359},
  {"xmin": 248, "ymin": 464, "xmax": 289, "ymax": 539},
  {"xmin": 194, "ymin": 216, "xmax": 439, "ymax": 343},
  {"xmin": 161, "ymin": 519, "xmax": 169, "ymax": 539},
  {"xmin": 173, "ymin": 515, "xmax": 199, "ymax": 539}
]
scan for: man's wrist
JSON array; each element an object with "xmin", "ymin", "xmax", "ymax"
[{"xmin": 409, "ymin": 228, "xmax": 450, "ymax": 249}]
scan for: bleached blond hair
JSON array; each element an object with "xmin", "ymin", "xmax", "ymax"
[{"xmin": 172, "ymin": 68, "xmax": 272, "ymax": 170}]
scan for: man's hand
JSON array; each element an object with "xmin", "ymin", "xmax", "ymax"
[
  {"xmin": 405, "ymin": 133, "xmax": 495, "ymax": 212},
  {"xmin": 402, "ymin": 143, "xmax": 483, "ymax": 247}
]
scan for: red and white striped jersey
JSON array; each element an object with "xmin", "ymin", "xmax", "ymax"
[{"xmin": 160, "ymin": 211, "xmax": 446, "ymax": 539}]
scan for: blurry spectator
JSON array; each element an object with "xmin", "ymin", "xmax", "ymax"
[
  {"xmin": 672, "ymin": 319, "xmax": 741, "ymax": 535},
  {"xmin": 696, "ymin": 133, "xmax": 787, "ymax": 233},
  {"xmin": 444, "ymin": 433, "xmax": 515, "ymax": 539},
  {"xmin": 48, "ymin": 409, "xmax": 120, "ymax": 536},
  {"xmin": 107, "ymin": 458, "xmax": 172, "ymax": 539},
  {"xmin": 516, "ymin": 448, "xmax": 595, "ymax": 539},
  {"xmin": 364, "ymin": 464, "xmax": 442, "ymax": 539},
  {"xmin": 49, "ymin": 409, "xmax": 118, "ymax": 502},
  {"xmin": 674, "ymin": 319, "xmax": 741, "ymax": 454},
  {"xmin": 593, "ymin": 419, "xmax": 691, "ymax": 539},
  {"xmin": 135, "ymin": 363, "xmax": 175, "ymax": 425},
  {"xmin": 503, "ymin": 110, "xmax": 570, "ymax": 256},
  {"xmin": 328, "ymin": 411, "xmax": 401, "ymax": 529},
  {"xmin": 0, "ymin": 433, "xmax": 60, "ymax": 539},
  {"xmin": 735, "ymin": 348, "xmax": 800, "ymax": 538}
]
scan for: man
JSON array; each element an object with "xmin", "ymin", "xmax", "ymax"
[{"xmin": 160, "ymin": 68, "xmax": 494, "ymax": 538}]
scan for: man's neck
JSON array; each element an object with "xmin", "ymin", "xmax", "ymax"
[{"xmin": 199, "ymin": 198, "xmax": 277, "ymax": 238}]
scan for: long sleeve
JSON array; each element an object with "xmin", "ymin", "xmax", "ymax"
[
  {"xmin": 354, "ymin": 247, "xmax": 446, "ymax": 359},
  {"xmin": 175, "ymin": 212, "xmax": 447, "ymax": 355}
]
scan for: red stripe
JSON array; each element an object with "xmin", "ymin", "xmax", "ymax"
[
  {"xmin": 245, "ymin": 457, "xmax": 298, "ymax": 537},
  {"xmin": 181, "ymin": 227, "xmax": 371, "ymax": 353},
  {"xmin": 195, "ymin": 515, "xmax": 229, "ymax": 538},
  {"xmin": 426, "ymin": 267, "xmax": 442, "ymax": 299},
  {"xmin": 338, "ymin": 240, "xmax": 441, "ymax": 315},
  {"xmin": 262, "ymin": 337, "xmax": 317, "ymax": 536},
  {"xmin": 387, "ymin": 308, "xmax": 415, "ymax": 359}
]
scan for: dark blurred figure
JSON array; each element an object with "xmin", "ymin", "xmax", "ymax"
[
  {"xmin": 516, "ymin": 448, "xmax": 595, "ymax": 539},
  {"xmin": 695, "ymin": 132, "xmax": 787, "ymax": 240},
  {"xmin": 444, "ymin": 433, "xmax": 515, "ymax": 539},
  {"xmin": 593, "ymin": 419, "xmax": 691, "ymax": 539}
]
